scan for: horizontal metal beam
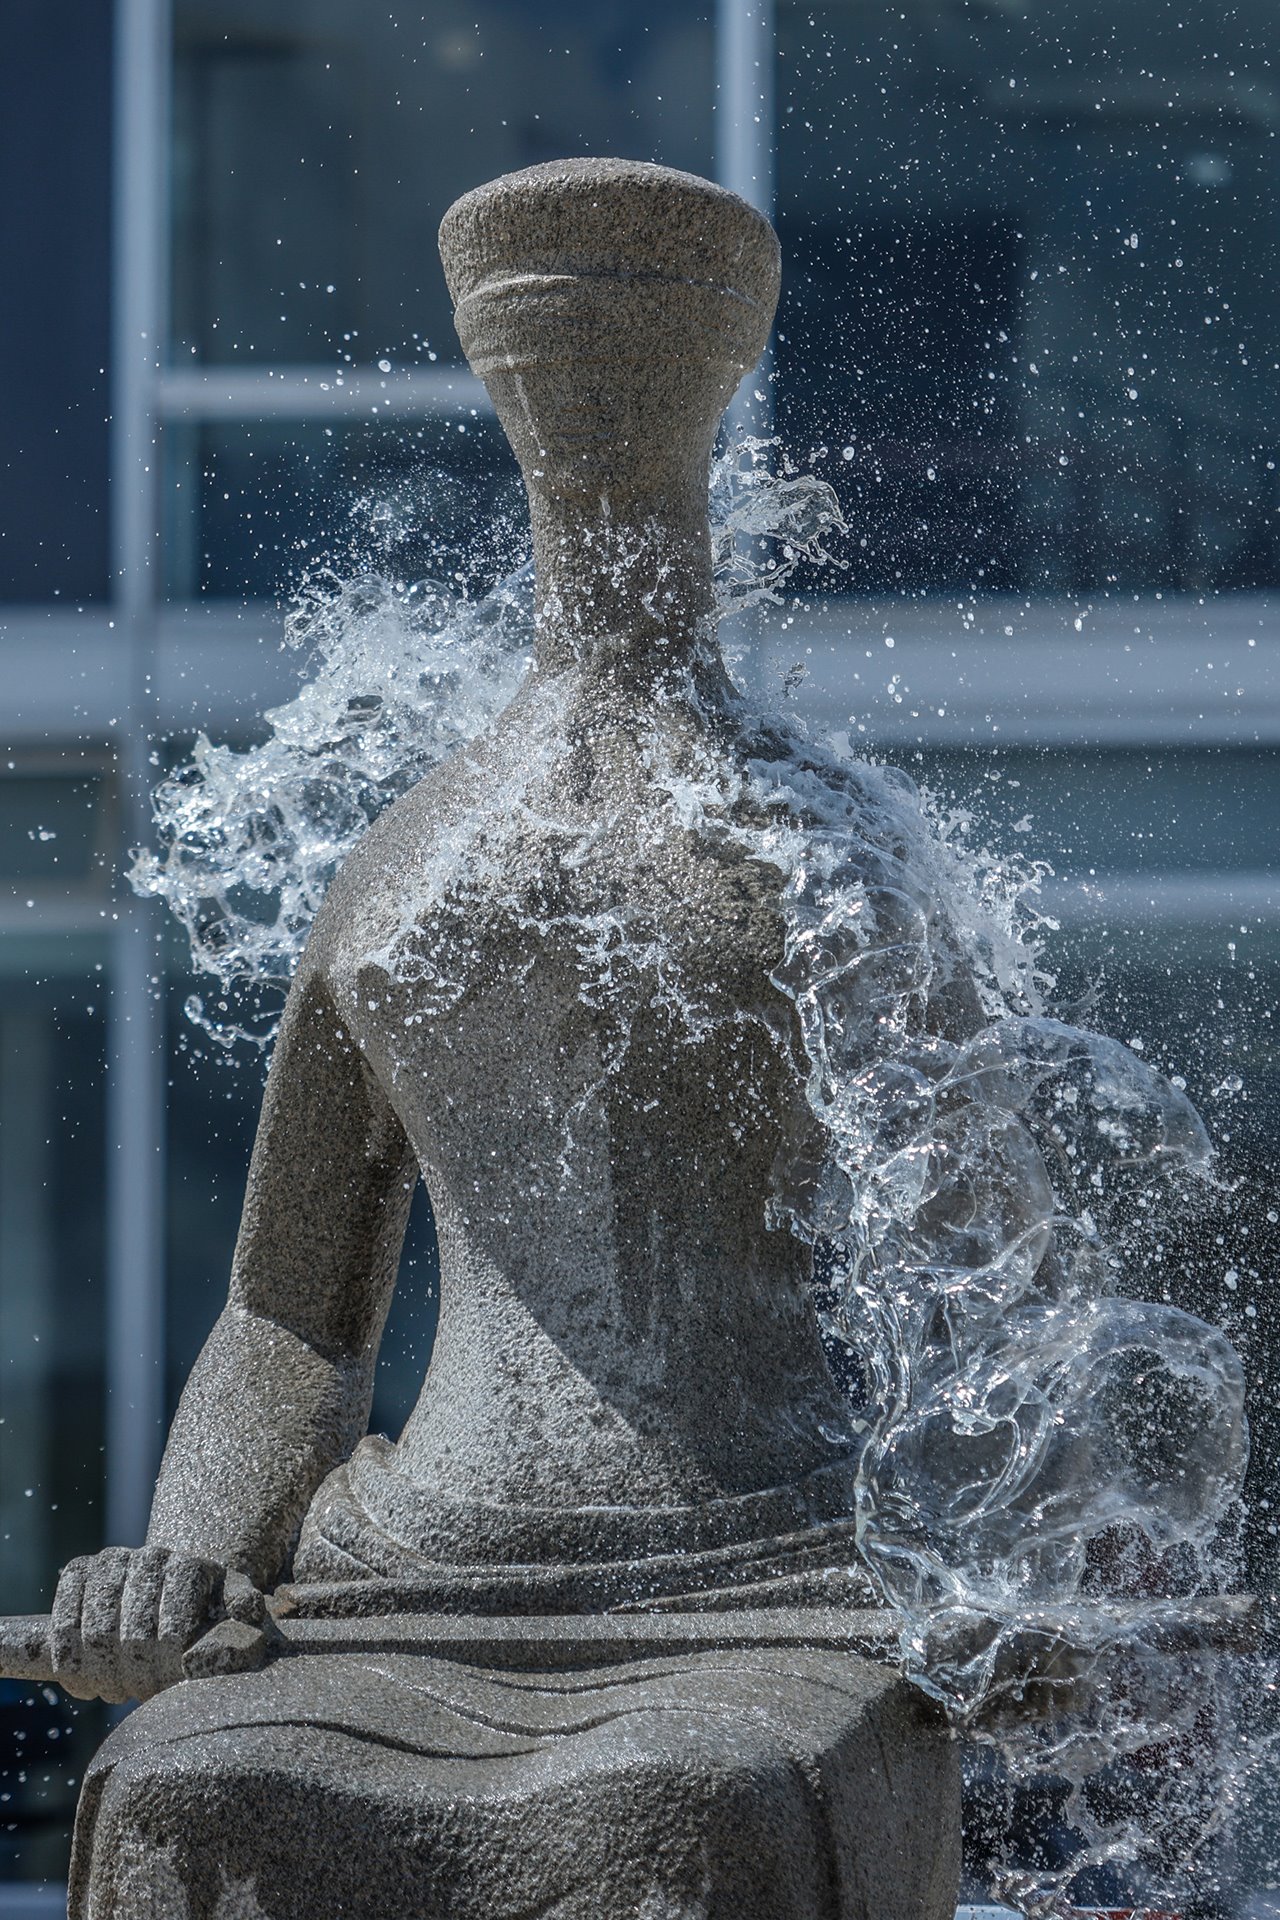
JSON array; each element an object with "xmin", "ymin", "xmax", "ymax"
[
  {"xmin": 1042, "ymin": 869, "xmax": 1277, "ymax": 930},
  {"xmin": 6, "ymin": 872, "xmax": 1270, "ymax": 947},
  {"xmin": 157, "ymin": 364, "xmax": 492, "ymax": 422},
  {"xmin": 762, "ymin": 592, "xmax": 1280, "ymax": 748},
  {"xmin": 0, "ymin": 900, "xmax": 119, "ymax": 937},
  {"xmin": 1, "ymin": 595, "xmax": 1278, "ymax": 750},
  {"xmin": 0, "ymin": 1890, "xmax": 65, "ymax": 1919}
]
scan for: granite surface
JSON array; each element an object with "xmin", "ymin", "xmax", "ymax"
[
  {"xmin": 123, "ymin": 156, "xmax": 873, "ymax": 1610},
  {"xmin": 74, "ymin": 1642, "xmax": 959, "ymax": 1920},
  {"xmin": 48, "ymin": 158, "xmax": 961, "ymax": 1917}
]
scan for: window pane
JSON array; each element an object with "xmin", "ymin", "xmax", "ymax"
[
  {"xmin": 0, "ymin": 951, "xmax": 109, "ymax": 1883},
  {"xmin": 0, "ymin": 2, "xmax": 110, "ymax": 603},
  {"xmin": 171, "ymin": 0, "xmax": 715, "ymax": 367},
  {"xmin": 0, "ymin": 978, "xmax": 107, "ymax": 1608},
  {"xmin": 163, "ymin": 414, "xmax": 523, "ymax": 599},
  {"xmin": 0, "ymin": 764, "xmax": 116, "ymax": 913},
  {"xmin": 776, "ymin": 0, "xmax": 1280, "ymax": 595}
]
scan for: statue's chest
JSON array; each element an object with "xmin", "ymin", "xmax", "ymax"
[{"xmin": 324, "ymin": 780, "xmax": 794, "ymax": 1142}]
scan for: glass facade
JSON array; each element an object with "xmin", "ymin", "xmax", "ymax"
[
  {"xmin": 170, "ymin": 0, "xmax": 715, "ymax": 365},
  {"xmin": 150, "ymin": 0, "xmax": 1280, "ymax": 602},
  {"xmin": 161, "ymin": 414, "xmax": 523, "ymax": 599},
  {"xmin": 0, "ymin": 3, "xmax": 112, "ymax": 605},
  {"xmin": 774, "ymin": 0, "xmax": 1280, "ymax": 595},
  {"xmin": 1, "ymin": 0, "xmax": 1277, "ymax": 1898}
]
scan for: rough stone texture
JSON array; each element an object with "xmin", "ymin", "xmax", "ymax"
[
  {"xmin": 141, "ymin": 155, "xmax": 873, "ymax": 1610},
  {"xmin": 73, "ymin": 1643, "xmax": 959, "ymax": 1920},
  {"xmin": 55, "ymin": 158, "xmax": 962, "ymax": 1916}
]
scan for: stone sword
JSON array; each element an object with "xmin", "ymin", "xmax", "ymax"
[{"xmin": 0, "ymin": 1590, "xmax": 1260, "ymax": 1698}]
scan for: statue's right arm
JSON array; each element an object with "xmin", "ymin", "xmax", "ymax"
[{"xmin": 50, "ymin": 965, "xmax": 418, "ymax": 1699}]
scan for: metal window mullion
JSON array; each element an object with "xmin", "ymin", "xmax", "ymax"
[
  {"xmin": 113, "ymin": 0, "xmax": 170, "ymax": 628},
  {"xmin": 155, "ymin": 364, "xmax": 492, "ymax": 421},
  {"xmin": 715, "ymin": 0, "xmax": 777, "ymax": 447},
  {"xmin": 105, "ymin": 0, "xmax": 172, "ymax": 1551},
  {"xmin": 715, "ymin": 0, "xmax": 776, "ymax": 219}
]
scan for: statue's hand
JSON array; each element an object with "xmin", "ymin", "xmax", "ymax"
[{"xmin": 49, "ymin": 1546, "xmax": 264, "ymax": 1703}]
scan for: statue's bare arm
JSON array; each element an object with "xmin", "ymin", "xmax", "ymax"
[
  {"xmin": 50, "ymin": 965, "xmax": 418, "ymax": 1698},
  {"xmin": 148, "ymin": 965, "xmax": 417, "ymax": 1574}
]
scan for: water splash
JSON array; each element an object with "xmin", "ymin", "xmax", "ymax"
[
  {"xmin": 132, "ymin": 567, "xmax": 532, "ymax": 1048},
  {"xmin": 132, "ymin": 439, "xmax": 1256, "ymax": 1914},
  {"xmin": 726, "ymin": 731, "xmax": 1253, "ymax": 1913},
  {"xmin": 132, "ymin": 438, "xmax": 842, "ymax": 1047},
  {"xmin": 755, "ymin": 773, "xmax": 1242, "ymax": 1620}
]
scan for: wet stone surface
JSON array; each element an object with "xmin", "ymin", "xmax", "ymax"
[{"xmin": 67, "ymin": 159, "xmax": 963, "ymax": 1920}]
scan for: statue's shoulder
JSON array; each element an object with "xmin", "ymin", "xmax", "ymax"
[
  {"xmin": 294, "ymin": 757, "xmax": 470, "ymax": 984},
  {"xmin": 297, "ymin": 684, "xmax": 551, "ymax": 1009},
  {"xmin": 321, "ymin": 677, "xmax": 551, "ymax": 908}
]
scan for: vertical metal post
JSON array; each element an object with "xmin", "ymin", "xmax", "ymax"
[
  {"xmin": 715, "ymin": 0, "xmax": 776, "ymax": 218},
  {"xmin": 105, "ymin": 0, "xmax": 171, "ymax": 1549},
  {"xmin": 716, "ymin": 0, "xmax": 777, "ymax": 446}
]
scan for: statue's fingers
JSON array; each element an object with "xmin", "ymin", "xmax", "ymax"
[
  {"xmin": 115, "ymin": 1548, "xmax": 204, "ymax": 1700},
  {"xmin": 119, "ymin": 1545, "xmax": 172, "ymax": 1647},
  {"xmin": 49, "ymin": 1555, "xmax": 91, "ymax": 1682},
  {"xmin": 50, "ymin": 1552, "xmax": 130, "ymax": 1702},
  {"xmin": 79, "ymin": 1548, "xmax": 131, "ymax": 1660},
  {"xmin": 221, "ymin": 1569, "xmax": 267, "ymax": 1627},
  {"xmin": 157, "ymin": 1553, "xmax": 221, "ymax": 1649}
]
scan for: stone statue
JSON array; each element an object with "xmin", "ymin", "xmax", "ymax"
[{"xmin": 8, "ymin": 159, "xmax": 964, "ymax": 1919}]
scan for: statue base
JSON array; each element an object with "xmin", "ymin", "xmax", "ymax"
[{"xmin": 69, "ymin": 1606, "xmax": 960, "ymax": 1920}]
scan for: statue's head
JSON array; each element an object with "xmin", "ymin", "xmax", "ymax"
[{"xmin": 439, "ymin": 159, "xmax": 780, "ymax": 518}]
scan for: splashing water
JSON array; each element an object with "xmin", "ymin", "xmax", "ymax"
[
  {"xmin": 132, "ymin": 439, "xmax": 842, "ymax": 1047},
  {"xmin": 726, "ymin": 736, "xmax": 1255, "ymax": 1912},
  {"xmin": 133, "ymin": 566, "xmax": 533, "ymax": 1047},
  {"xmin": 132, "ymin": 438, "xmax": 1260, "ymax": 1915}
]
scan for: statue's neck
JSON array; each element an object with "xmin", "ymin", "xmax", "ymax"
[{"xmin": 527, "ymin": 476, "xmax": 720, "ymax": 696}]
